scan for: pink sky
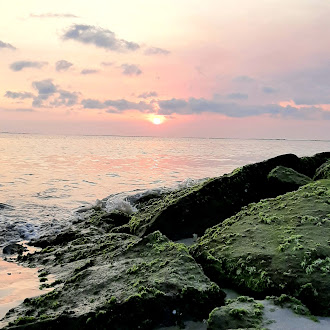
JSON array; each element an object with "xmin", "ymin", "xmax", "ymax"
[{"xmin": 1, "ymin": 0, "xmax": 330, "ymax": 139}]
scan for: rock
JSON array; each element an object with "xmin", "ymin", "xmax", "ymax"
[
  {"xmin": 207, "ymin": 296, "xmax": 264, "ymax": 330},
  {"xmin": 130, "ymin": 153, "xmax": 330, "ymax": 240},
  {"xmin": 3, "ymin": 243, "xmax": 26, "ymax": 255},
  {"xmin": 267, "ymin": 166, "xmax": 312, "ymax": 193},
  {"xmin": 192, "ymin": 180, "xmax": 330, "ymax": 316},
  {"xmin": 3, "ymin": 231, "xmax": 225, "ymax": 329},
  {"xmin": 314, "ymin": 160, "xmax": 330, "ymax": 180}
]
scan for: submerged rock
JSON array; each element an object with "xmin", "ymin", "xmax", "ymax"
[
  {"xmin": 2, "ymin": 231, "xmax": 224, "ymax": 329},
  {"xmin": 130, "ymin": 153, "xmax": 330, "ymax": 240},
  {"xmin": 192, "ymin": 180, "xmax": 330, "ymax": 316},
  {"xmin": 207, "ymin": 296, "xmax": 264, "ymax": 330},
  {"xmin": 314, "ymin": 160, "xmax": 330, "ymax": 180}
]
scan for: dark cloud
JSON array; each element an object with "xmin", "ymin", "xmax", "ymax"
[
  {"xmin": 81, "ymin": 69, "xmax": 99, "ymax": 75},
  {"xmin": 144, "ymin": 47, "xmax": 170, "ymax": 56},
  {"xmin": 233, "ymin": 75, "xmax": 255, "ymax": 83},
  {"xmin": 32, "ymin": 79, "xmax": 57, "ymax": 99},
  {"xmin": 62, "ymin": 24, "xmax": 140, "ymax": 52},
  {"xmin": 30, "ymin": 13, "xmax": 78, "ymax": 18},
  {"xmin": 0, "ymin": 40, "xmax": 16, "ymax": 50},
  {"xmin": 262, "ymin": 86, "xmax": 277, "ymax": 94},
  {"xmin": 121, "ymin": 64, "xmax": 142, "ymax": 76},
  {"xmin": 4, "ymin": 91, "xmax": 34, "ymax": 99},
  {"xmin": 81, "ymin": 98, "xmax": 152, "ymax": 112},
  {"xmin": 56, "ymin": 60, "xmax": 73, "ymax": 72},
  {"xmin": 138, "ymin": 91, "xmax": 158, "ymax": 99},
  {"xmin": 226, "ymin": 93, "xmax": 248, "ymax": 100},
  {"xmin": 10, "ymin": 61, "xmax": 47, "ymax": 72}
]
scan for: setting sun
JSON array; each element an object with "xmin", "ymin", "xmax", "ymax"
[{"xmin": 153, "ymin": 117, "xmax": 162, "ymax": 125}]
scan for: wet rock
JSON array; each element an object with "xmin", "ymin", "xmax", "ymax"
[
  {"xmin": 267, "ymin": 166, "xmax": 312, "ymax": 193},
  {"xmin": 3, "ymin": 243, "xmax": 26, "ymax": 255},
  {"xmin": 3, "ymin": 231, "xmax": 224, "ymax": 329},
  {"xmin": 314, "ymin": 160, "xmax": 330, "ymax": 180},
  {"xmin": 130, "ymin": 153, "xmax": 330, "ymax": 240},
  {"xmin": 192, "ymin": 180, "xmax": 330, "ymax": 316},
  {"xmin": 207, "ymin": 296, "xmax": 264, "ymax": 330}
]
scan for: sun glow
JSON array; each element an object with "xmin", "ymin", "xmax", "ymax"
[{"xmin": 149, "ymin": 115, "xmax": 165, "ymax": 125}]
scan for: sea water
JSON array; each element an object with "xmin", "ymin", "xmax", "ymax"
[{"xmin": 0, "ymin": 133, "xmax": 329, "ymax": 247}]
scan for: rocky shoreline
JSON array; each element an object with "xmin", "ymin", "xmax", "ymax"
[{"xmin": 1, "ymin": 152, "xmax": 330, "ymax": 329}]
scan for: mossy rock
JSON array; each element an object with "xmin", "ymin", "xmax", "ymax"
[
  {"xmin": 3, "ymin": 232, "xmax": 225, "ymax": 329},
  {"xmin": 130, "ymin": 153, "xmax": 330, "ymax": 240},
  {"xmin": 314, "ymin": 160, "xmax": 330, "ymax": 180},
  {"xmin": 207, "ymin": 296, "xmax": 264, "ymax": 329},
  {"xmin": 192, "ymin": 180, "xmax": 330, "ymax": 316},
  {"xmin": 267, "ymin": 166, "xmax": 312, "ymax": 192}
]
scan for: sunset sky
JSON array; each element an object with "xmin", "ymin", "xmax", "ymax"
[{"xmin": 1, "ymin": 0, "xmax": 330, "ymax": 139}]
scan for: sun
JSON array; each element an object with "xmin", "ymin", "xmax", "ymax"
[{"xmin": 153, "ymin": 117, "xmax": 162, "ymax": 125}]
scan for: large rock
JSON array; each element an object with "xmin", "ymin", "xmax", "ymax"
[
  {"xmin": 130, "ymin": 153, "xmax": 330, "ymax": 240},
  {"xmin": 2, "ymin": 231, "xmax": 224, "ymax": 329},
  {"xmin": 267, "ymin": 166, "xmax": 312, "ymax": 193},
  {"xmin": 314, "ymin": 160, "xmax": 330, "ymax": 180},
  {"xmin": 191, "ymin": 180, "xmax": 330, "ymax": 316}
]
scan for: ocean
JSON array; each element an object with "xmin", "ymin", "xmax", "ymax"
[{"xmin": 0, "ymin": 133, "xmax": 329, "ymax": 247}]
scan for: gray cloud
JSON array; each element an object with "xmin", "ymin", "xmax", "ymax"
[
  {"xmin": 0, "ymin": 40, "xmax": 16, "ymax": 50},
  {"xmin": 138, "ymin": 91, "xmax": 158, "ymax": 99},
  {"xmin": 157, "ymin": 97, "xmax": 330, "ymax": 120},
  {"xmin": 81, "ymin": 98, "xmax": 152, "ymax": 112},
  {"xmin": 233, "ymin": 75, "xmax": 255, "ymax": 83},
  {"xmin": 226, "ymin": 93, "xmax": 248, "ymax": 100},
  {"xmin": 56, "ymin": 60, "xmax": 73, "ymax": 72},
  {"xmin": 9, "ymin": 108, "xmax": 35, "ymax": 112},
  {"xmin": 32, "ymin": 79, "xmax": 57, "ymax": 100},
  {"xmin": 121, "ymin": 64, "xmax": 142, "ymax": 76},
  {"xmin": 262, "ymin": 86, "xmax": 277, "ymax": 94},
  {"xmin": 62, "ymin": 24, "xmax": 140, "ymax": 52},
  {"xmin": 10, "ymin": 61, "xmax": 47, "ymax": 72},
  {"xmin": 144, "ymin": 47, "xmax": 170, "ymax": 56},
  {"xmin": 30, "ymin": 13, "xmax": 79, "ymax": 18},
  {"xmin": 81, "ymin": 69, "xmax": 99, "ymax": 75},
  {"xmin": 51, "ymin": 90, "xmax": 79, "ymax": 106},
  {"xmin": 4, "ymin": 91, "xmax": 34, "ymax": 99}
]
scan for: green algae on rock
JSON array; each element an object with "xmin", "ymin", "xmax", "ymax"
[
  {"xmin": 314, "ymin": 160, "xmax": 330, "ymax": 180},
  {"xmin": 207, "ymin": 296, "xmax": 264, "ymax": 330},
  {"xmin": 267, "ymin": 166, "xmax": 312, "ymax": 193},
  {"xmin": 130, "ymin": 153, "xmax": 330, "ymax": 240},
  {"xmin": 191, "ymin": 180, "xmax": 330, "ymax": 316},
  {"xmin": 3, "ymin": 231, "xmax": 224, "ymax": 329}
]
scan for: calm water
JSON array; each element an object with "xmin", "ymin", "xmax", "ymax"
[{"xmin": 0, "ymin": 133, "xmax": 329, "ymax": 245}]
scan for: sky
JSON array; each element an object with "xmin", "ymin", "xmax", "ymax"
[{"xmin": 1, "ymin": 0, "xmax": 330, "ymax": 139}]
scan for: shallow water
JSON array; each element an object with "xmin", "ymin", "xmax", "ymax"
[{"xmin": 0, "ymin": 133, "xmax": 329, "ymax": 245}]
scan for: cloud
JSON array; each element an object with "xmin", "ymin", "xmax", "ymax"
[
  {"xmin": 262, "ymin": 86, "xmax": 277, "ymax": 94},
  {"xmin": 81, "ymin": 69, "xmax": 99, "ymax": 75},
  {"xmin": 30, "ymin": 13, "xmax": 79, "ymax": 18},
  {"xmin": 4, "ymin": 91, "xmax": 34, "ymax": 99},
  {"xmin": 144, "ymin": 47, "xmax": 170, "ymax": 56},
  {"xmin": 32, "ymin": 79, "xmax": 57, "ymax": 99},
  {"xmin": 138, "ymin": 91, "xmax": 158, "ymax": 99},
  {"xmin": 157, "ymin": 97, "xmax": 330, "ymax": 120},
  {"xmin": 81, "ymin": 98, "xmax": 152, "ymax": 112},
  {"xmin": 62, "ymin": 24, "xmax": 140, "ymax": 52},
  {"xmin": 233, "ymin": 75, "xmax": 255, "ymax": 83},
  {"xmin": 9, "ymin": 108, "xmax": 35, "ymax": 112},
  {"xmin": 0, "ymin": 40, "xmax": 16, "ymax": 50},
  {"xmin": 226, "ymin": 93, "xmax": 248, "ymax": 100},
  {"xmin": 101, "ymin": 62, "xmax": 114, "ymax": 66},
  {"xmin": 10, "ymin": 61, "xmax": 47, "ymax": 71},
  {"xmin": 121, "ymin": 64, "xmax": 142, "ymax": 76},
  {"xmin": 56, "ymin": 60, "xmax": 73, "ymax": 72},
  {"xmin": 51, "ymin": 90, "xmax": 79, "ymax": 106}
]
